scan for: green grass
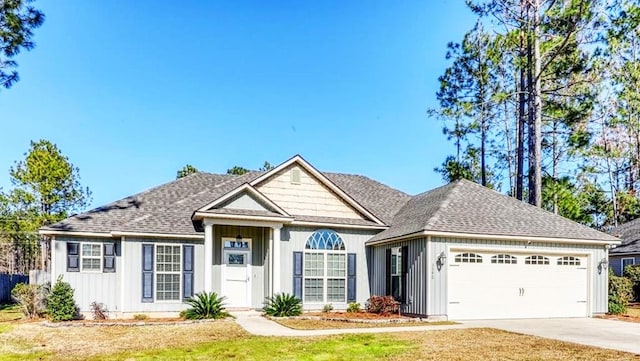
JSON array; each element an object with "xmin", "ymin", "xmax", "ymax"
[
  {"xmin": 0, "ymin": 304, "xmax": 22, "ymax": 322},
  {"xmin": 22, "ymin": 334, "xmax": 413, "ymax": 361}
]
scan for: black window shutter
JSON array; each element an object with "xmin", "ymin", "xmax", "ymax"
[
  {"xmin": 347, "ymin": 253, "xmax": 356, "ymax": 303},
  {"xmin": 67, "ymin": 242, "xmax": 80, "ymax": 272},
  {"xmin": 293, "ymin": 251, "xmax": 303, "ymax": 300},
  {"xmin": 385, "ymin": 248, "xmax": 392, "ymax": 296},
  {"xmin": 400, "ymin": 245, "xmax": 409, "ymax": 303},
  {"xmin": 142, "ymin": 244, "xmax": 154, "ymax": 303},
  {"xmin": 183, "ymin": 245, "xmax": 194, "ymax": 300},
  {"xmin": 103, "ymin": 242, "xmax": 116, "ymax": 273}
]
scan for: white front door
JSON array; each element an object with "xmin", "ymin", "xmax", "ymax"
[
  {"xmin": 448, "ymin": 250, "xmax": 588, "ymax": 320},
  {"xmin": 222, "ymin": 238, "xmax": 252, "ymax": 308}
]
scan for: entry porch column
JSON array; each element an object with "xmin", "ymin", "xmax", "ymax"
[{"xmin": 204, "ymin": 220, "xmax": 214, "ymax": 293}]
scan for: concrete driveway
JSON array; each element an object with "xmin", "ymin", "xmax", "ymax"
[{"xmin": 467, "ymin": 318, "xmax": 640, "ymax": 354}]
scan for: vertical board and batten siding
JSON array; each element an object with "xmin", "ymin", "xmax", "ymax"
[
  {"xmin": 610, "ymin": 255, "xmax": 640, "ymax": 276},
  {"xmin": 429, "ymin": 237, "xmax": 608, "ymax": 317},
  {"xmin": 54, "ymin": 237, "xmax": 121, "ymax": 312},
  {"xmin": 279, "ymin": 226, "xmax": 377, "ymax": 310},
  {"xmin": 369, "ymin": 238, "xmax": 429, "ymax": 316},
  {"xmin": 122, "ymin": 237, "xmax": 204, "ymax": 313},
  {"xmin": 212, "ymin": 225, "xmax": 269, "ymax": 308}
]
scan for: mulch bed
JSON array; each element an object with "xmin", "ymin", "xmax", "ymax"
[
  {"xmin": 597, "ymin": 314, "xmax": 640, "ymax": 323},
  {"xmin": 270, "ymin": 311, "xmax": 437, "ymax": 324}
]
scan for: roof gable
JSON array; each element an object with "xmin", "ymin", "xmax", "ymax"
[
  {"xmin": 196, "ymin": 183, "xmax": 290, "ymax": 217},
  {"xmin": 251, "ymin": 155, "xmax": 386, "ymax": 225}
]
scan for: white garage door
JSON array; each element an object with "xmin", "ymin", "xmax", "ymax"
[{"xmin": 448, "ymin": 251, "xmax": 588, "ymax": 320}]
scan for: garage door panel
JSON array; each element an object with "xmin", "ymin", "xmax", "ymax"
[{"xmin": 448, "ymin": 251, "xmax": 588, "ymax": 320}]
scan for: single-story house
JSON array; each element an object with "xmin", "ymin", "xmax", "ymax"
[
  {"xmin": 40, "ymin": 155, "xmax": 619, "ymax": 320},
  {"xmin": 609, "ymin": 219, "xmax": 640, "ymax": 276}
]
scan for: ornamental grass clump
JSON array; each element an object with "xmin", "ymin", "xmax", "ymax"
[
  {"xmin": 182, "ymin": 292, "xmax": 230, "ymax": 320},
  {"xmin": 263, "ymin": 293, "xmax": 302, "ymax": 317}
]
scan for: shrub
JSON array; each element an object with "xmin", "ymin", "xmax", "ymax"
[
  {"xmin": 623, "ymin": 264, "xmax": 640, "ymax": 302},
  {"xmin": 11, "ymin": 282, "xmax": 49, "ymax": 319},
  {"xmin": 322, "ymin": 304, "xmax": 333, "ymax": 313},
  {"xmin": 609, "ymin": 269, "xmax": 633, "ymax": 315},
  {"xmin": 365, "ymin": 295, "xmax": 398, "ymax": 315},
  {"xmin": 263, "ymin": 293, "xmax": 302, "ymax": 317},
  {"xmin": 90, "ymin": 301, "xmax": 108, "ymax": 320},
  {"xmin": 347, "ymin": 302, "xmax": 361, "ymax": 313},
  {"xmin": 133, "ymin": 314, "xmax": 148, "ymax": 321},
  {"xmin": 46, "ymin": 276, "xmax": 79, "ymax": 322},
  {"xmin": 182, "ymin": 292, "xmax": 229, "ymax": 320}
]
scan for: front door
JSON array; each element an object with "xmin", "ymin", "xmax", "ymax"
[{"xmin": 222, "ymin": 238, "xmax": 252, "ymax": 308}]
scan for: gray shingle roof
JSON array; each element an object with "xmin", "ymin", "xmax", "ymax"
[
  {"xmin": 610, "ymin": 218, "xmax": 640, "ymax": 254},
  {"xmin": 367, "ymin": 179, "xmax": 618, "ymax": 243},
  {"xmin": 42, "ymin": 169, "xmax": 409, "ymax": 236}
]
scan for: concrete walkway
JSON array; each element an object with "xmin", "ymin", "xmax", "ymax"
[{"xmin": 230, "ymin": 311, "xmax": 471, "ymax": 337}]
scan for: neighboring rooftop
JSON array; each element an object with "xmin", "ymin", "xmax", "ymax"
[{"xmin": 610, "ymin": 218, "xmax": 640, "ymax": 254}]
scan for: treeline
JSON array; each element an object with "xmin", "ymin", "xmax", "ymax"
[{"xmin": 432, "ymin": 0, "xmax": 640, "ymax": 229}]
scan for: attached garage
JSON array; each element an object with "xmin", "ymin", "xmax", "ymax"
[
  {"xmin": 366, "ymin": 179, "xmax": 619, "ymax": 320},
  {"xmin": 447, "ymin": 250, "xmax": 588, "ymax": 320}
]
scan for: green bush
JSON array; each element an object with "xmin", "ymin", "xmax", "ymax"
[
  {"xmin": 263, "ymin": 293, "xmax": 302, "ymax": 317},
  {"xmin": 46, "ymin": 276, "xmax": 79, "ymax": 322},
  {"xmin": 182, "ymin": 292, "xmax": 229, "ymax": 320},
  {"xmin": 623, "ymin": 264, "xmax": 640, "ymax": 302},
  {"xmin": 133, "ymin": 313, "xmax": 148, "ymax": 320},
  {"xmin": 609, "ymin": 269, "xmax": 633, "ymax": 315},
  {"xmin": 322, "ymin": 304, "xmax": 333, "ymax": 313},
  {"xmin": 347, "ymin": 302, "xmax": 361, "ymax": 313},
  {"xmin": 11, "ymin": 282, "xmax": 49, "ymax": 319},
  {"xmin": 365, "ymin": 295, "xmax": 398, "ymax": 315}
]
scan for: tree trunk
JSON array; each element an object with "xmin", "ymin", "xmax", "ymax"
[{"xmin": 516, "ymin": 0, "xmax": 527, "ymax": 201}]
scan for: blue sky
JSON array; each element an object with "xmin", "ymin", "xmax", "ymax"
[{"xmin": 0, "ymin": 0, "xmax": 477, "ymax": 209}]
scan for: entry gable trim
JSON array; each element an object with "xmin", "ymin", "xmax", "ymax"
[
  {"xmin": 249, "ymin": 155, "xmax": 386, "ymax": 226},
  {"xmin": 196, "ymin": 183, "xmax": 291, "ymax": 217}
]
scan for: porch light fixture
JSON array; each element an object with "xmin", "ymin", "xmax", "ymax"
[
  {"xmin": 598, "ymin": 258, "xmax": 609, "ymax": 274},
  {"xmin": 236, "ymin": 235, "xmax": 243, "ymax": 241},
  {"xmin": 436, "ymin": 252, "xmax": 447, "ymax": 271}
]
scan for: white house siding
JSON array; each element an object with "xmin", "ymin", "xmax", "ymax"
[
  {"xmin": 211, "ymin": 225, "xmax": 269, "ymax": 309},
  {"xmin": 278, "ymin": 226, "xmax": 377, "ymax": 310},
  {"xmin": 369, "ymin": 238, "xmax": 429, "ymax": 316},
  {"xmin": 53, "ymin": 237, "xmax": 121, "ymax": 313},
  {"xmin": 122, "ymin": 237, "xmax": 204, "ymax": 314},
  {"xmin": 256, "ymin": 165, "xmax": 364, "ymax": 219},
  {"xmin": 428, "ymin": 237, "xmax": 608, "ymax": 318}
]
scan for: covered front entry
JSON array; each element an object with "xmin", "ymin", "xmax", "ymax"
[
  {"xmin": 221, "ymin": 237, "xmax": 252, "ymax": 308},
  {"xmin": 447, "ymin": 249, "xmax": 589, "ymax": 320}
]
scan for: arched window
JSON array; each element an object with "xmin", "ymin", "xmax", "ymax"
[
  {"xmin": 304, "ymin": 230, "xmax": 346, "ymax": 303},
  {"xmin": 454, "ymin": 253, "xmax": 483, "ymax": 263},
  {"xmin": 557, "ymin": 256, "xmax": 580, "ymax": 266},
  {"xmin": 491, "ymin": 254, "xmax": 517, "ymax": 264},
  {"xmin": 525, "ymin": 255, "xmax": 549, "ymax": 265}
]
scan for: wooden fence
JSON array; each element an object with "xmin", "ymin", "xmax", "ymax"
[{"xmin": 0, "ymin": 274, "xmax": 29, "ymax": 304}]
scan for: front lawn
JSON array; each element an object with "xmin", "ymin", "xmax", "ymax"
[
  {"xmin": 0, "ymin": 304, "xmax": 22, "ymax": 322},
  {"xmin": 275, "ymin": 318, "xmax": 456, "ymax": 330},
  {"xmin": 0, "ymin": 320, "xmax": 634, "ymax": 360}
]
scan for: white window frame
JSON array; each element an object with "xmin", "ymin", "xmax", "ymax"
[
  {"xmin": 80, "ymin": 242, "xmax": 102, "ymax": 272},
  {"xmin": 154, "ymin": 244, "xmax": 182, "ymax": 302},
  {"xmin": 303, "ymin": 230, "xmax": 347, "ymax": 304},
  {"xmin": 622, "ymin": 257, "xmax": 636, "ymax": 272}
]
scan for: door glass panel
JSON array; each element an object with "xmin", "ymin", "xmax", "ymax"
[{"xmin": 228, "ymin": 253, "xmax": 245, "ymax": 266}]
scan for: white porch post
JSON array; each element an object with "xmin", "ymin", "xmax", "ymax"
[
  {"xmin": 272, "ymin": 225, "xmax": 282, "ymax": 294},
  {"xmin": 204, "ymin": 220, "xmax": 214, "ymax": 293}
]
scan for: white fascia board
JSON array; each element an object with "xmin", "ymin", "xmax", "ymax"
[
  {"xmin": 194, "ymin": 211, "xmax": 294, "ymax": 224},
  {"xmin": 39, "ymin": 230, "xmax": 114, "ymax": 238},
  {"xmin": 366, "ymin": 230, "xmax": 621, "ymax": 246},
  {"xmin": 249, "ymin": 155, "xmax": 386, "ymax": 226},
  {"xmin": 110, "ymin": 231, "xmax": 204, "ymax": 240},
  {"xmin": 290, "ymin": 220, "xmax": 388, "ymax": 230},
  {"xmin": 195, "ymin": 183, "xmax": 290, "ymax": 217}
]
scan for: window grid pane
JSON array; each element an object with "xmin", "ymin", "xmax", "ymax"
[
  {"xmin": 327, "ymin": 279, "xmax": 345, "ymax": 302},
  {"xmin": 525, "ymin": 255, "xmax": 549, "ymax": 265},
  {"xmin": 327, "ymin": 254, "xmax": 346, "ymax": 277},
  {"xmin": 156, "ymin": 245, "xmax": 181, "ymax": 301},
  {"xmin": 304, "ymin": 278, "xmax": 324, "ymax": 302},
  {"xmin": 304, "ymin": 253, "xmax": 324, "ymax": 277},
  {"xmin": 491, "ymin": 254, "xmax": 517, "ymax": 264},
  {"xmin": 156, "ymin": 274, "xmax": 180, "ymax": 301},
  {"xmin": 82, "ymin": 258, "xmax": 101, "ymax": 271},
  {"xmin": 557, "ymin": 256, "xmax": 580, "ymax": 266}
]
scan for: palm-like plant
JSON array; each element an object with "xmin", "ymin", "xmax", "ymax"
[
  {"xmin": 263, "ymin": 293, "xmax": 302, "ymax": 317},
  {"xmin": 182, "ymin": 292, "xmax": 230, "ymax": 320}
]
